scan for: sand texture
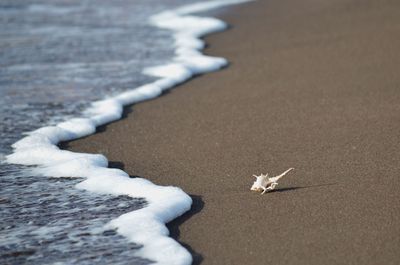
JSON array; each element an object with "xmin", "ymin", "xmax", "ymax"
[{"xmin": 65, "ymin": 0, "xmax": 400, "ymax": 264}]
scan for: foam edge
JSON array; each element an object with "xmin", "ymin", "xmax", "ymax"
[{"xmin": 5, "ymin": 1, "xmax": 252, "ymax": 264}]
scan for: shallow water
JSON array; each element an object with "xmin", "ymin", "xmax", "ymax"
[
  {"xmin": 0, "ymin": 0, "xmax": 185, "ymax": 155},
  {"xmin": 0, "ymin": 163, "xmax": 149, "ymax": 264},
  {"xmin": 0, "ymin": 0, "xmax": 202, "ymax": 263}
]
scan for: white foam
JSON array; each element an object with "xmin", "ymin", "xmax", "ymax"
[{"xmin": 6, "ymin": 0, "xmax": 252, "ymax": 264}]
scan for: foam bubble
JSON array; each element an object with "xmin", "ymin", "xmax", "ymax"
[{"xmin": 6, "ymin": 0, "xmax": 252, "ymax": 264}]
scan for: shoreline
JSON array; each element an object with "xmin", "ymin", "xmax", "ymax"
[
  {"xmin": 5, "ymin": 1, "xmax": 255, "ymax": 264},
  {"xmin": 66, "ymin": 0, "xmax": 400, "ymax": 264}
]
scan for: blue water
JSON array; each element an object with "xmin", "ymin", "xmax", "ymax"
[{"xmin": 0, "ymin": 0, "xmax": 208, "ymax": 263}]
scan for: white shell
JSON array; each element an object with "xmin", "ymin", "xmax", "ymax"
[{"xmin": 250, "ymin": 168, "xmax": 294, "ymax": 194}]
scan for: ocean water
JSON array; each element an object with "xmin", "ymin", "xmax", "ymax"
[
  {"xmin": 0, "ymin": 0, "xmax": 248, "ymax": 264},
  {"xmin": 0, "ymin": 0, "xmax": 187, "ymax": 156}
]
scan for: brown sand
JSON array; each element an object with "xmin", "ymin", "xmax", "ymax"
[{"xmin": 65, "ymin": 0, "xmax": 400, "ymax": 264}]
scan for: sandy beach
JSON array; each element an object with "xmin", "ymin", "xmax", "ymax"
[{"xmin": 65, "ymin": 0, "xmax": 400, "ymax": 264}]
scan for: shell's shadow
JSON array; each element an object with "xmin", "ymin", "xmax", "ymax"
[{"xmin": 271, "ymin": 182, "xmax": 338, "ymax": 193}]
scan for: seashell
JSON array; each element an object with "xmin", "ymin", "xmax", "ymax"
[{"xmin": 250, "ymin": 168, "xmax": 294, "ymax": 194}]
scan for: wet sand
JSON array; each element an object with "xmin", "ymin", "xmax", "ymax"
[{"xmin": 65, "ymin": 0, "xmax": 400, "ymax": 264}]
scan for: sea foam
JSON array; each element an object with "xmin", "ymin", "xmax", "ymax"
[{"xmin": 6, "ymin": 0, "xmax": 251, "ymax": 264}]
